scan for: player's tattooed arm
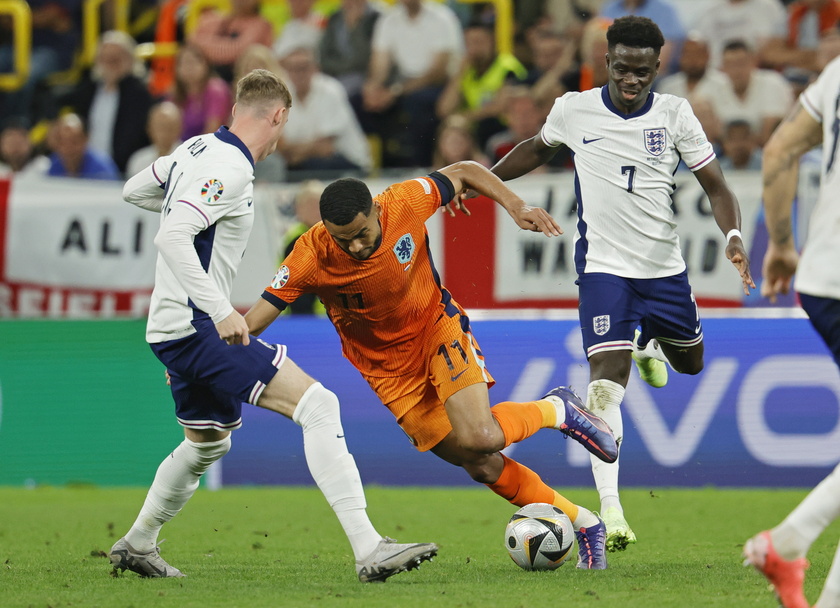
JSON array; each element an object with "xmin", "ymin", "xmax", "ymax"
[
  {"xmin": 759, "ymin": 102, "xmax": 822, "ymax": 302},
  {"xmin": 762, "ymin": 102, "xmax": 823, "ymax": 247}
]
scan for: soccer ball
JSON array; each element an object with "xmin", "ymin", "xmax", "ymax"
[{"xmin": 505, "ymin": 503, "xmax": 574, "ymax": 571}]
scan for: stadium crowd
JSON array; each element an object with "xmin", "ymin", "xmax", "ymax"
[{"xmin": 2, "ymin": 0, "xmax": 840, "ymax": 183}]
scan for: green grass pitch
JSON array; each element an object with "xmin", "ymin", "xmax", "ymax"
[{"xmin": 1, "ymin": 486, "xmax": 837, "ymax": 608}]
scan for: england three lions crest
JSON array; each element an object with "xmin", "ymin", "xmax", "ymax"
[
  {"xmin": 593, "ymin": 315, "xmax": 610, "ymax": 336},
  {"xmin": 393, "ymin": 233, "xmax": 415, "ymax": 264},
  {"xmin": 644, "ymin": 128, "xmax": 667, "ymax": 156}
]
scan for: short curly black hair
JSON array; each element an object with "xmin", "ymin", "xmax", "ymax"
[
  {"xmin": 319, "ymin": 177, "xmax": 373, "ymax": 226},
  {"xmin": 606, "ymin": 16, "xmax": 665, "ymax": 53}
]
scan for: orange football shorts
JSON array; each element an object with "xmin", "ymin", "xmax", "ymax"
[{"xmin": 363, "ymin": 312, "xmax": 495, "ymax": 452}]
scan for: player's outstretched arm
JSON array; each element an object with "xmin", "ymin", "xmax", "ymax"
[
  {"xmin": 694, "ymin": 160, "xmax": 756, "ymax": 295},
  {"xmin": 245, "ymin": 298, "xmax": 282, "ymax": 338},
  {"xmin": 760, "ymin": 103, "xmax": 822, "ymax": 303},
  {"xmin": 438, "ymin": 160, "xmax": 562, "ymax": 237},
  {"xmin": 447, "ymin": 135, "xmax": 561, "ymax": 218}
]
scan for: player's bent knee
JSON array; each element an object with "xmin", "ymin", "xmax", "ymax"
[
  {"xmin": 674, "ymin": 359, "xmax": 704, "ymax": 375},
  {"xmin": 292, "ymin": 382, "xmax": 341, "ymax": 429},
  {"xmin": 462, "ymin": 459, "xmax": 500, "ymax": 484},
  {"xmin": 185, "ymin": 435, "xmax": 232, "ymax": 470},
  {"xmin": 457, "ymin": 427, "xmax": 504, "ymax": 454}
]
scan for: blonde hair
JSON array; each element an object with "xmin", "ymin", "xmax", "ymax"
[{"xmin": 235, "ymin": 68, "xmax": 293, "ymax": 111}]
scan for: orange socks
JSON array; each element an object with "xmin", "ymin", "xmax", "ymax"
[
  {"xmin": 487, "ymin": 455, "xmax": 580, "ymax": 522},
  {"xmin": 491, "ymin": 400, "xmax": 556, "ymax": 446}
]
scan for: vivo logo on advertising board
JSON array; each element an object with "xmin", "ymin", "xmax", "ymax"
[
  {"xmin": 504, "ymin": 328, "xmax": 840, "ymax": 471},
  {"xmin": 226, "ymin": 317, "xmax": 839, "ymax": 488}
]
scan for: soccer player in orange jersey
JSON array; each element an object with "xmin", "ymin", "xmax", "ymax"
[{"xmin": 246, "ymin": 160, "xmax": 619, "ymax": 569}]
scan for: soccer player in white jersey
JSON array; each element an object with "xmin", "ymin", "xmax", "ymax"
[
  {"xmin": 478, "ymin": 16, "xmax": 756, "ymax": 552},
  {"xmin": 743, "ymin": 54, "xmax": 840, "ymax": 608},
  {"xmin": 108, "ymin": 69, "xmax": 437, "ymax": 582}
]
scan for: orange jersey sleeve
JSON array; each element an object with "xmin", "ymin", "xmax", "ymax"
[{"xmin": 261, "ymin": 176, "xmax": 461, "ymax": 377}]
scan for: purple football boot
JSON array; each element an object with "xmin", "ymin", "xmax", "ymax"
[
  {"xmin": 542, "ymin": 386, "xmax": 618, "ymax": 463},
  {"xmin": 576, "ymin": 517, "xmax": 608, "ymax": 570}
]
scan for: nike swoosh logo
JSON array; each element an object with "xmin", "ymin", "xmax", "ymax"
[
  {"xmin": 450, "ymin": 369, "xmax": 467, "ymax": 382},
  {"xmin": 582, "ymin": 137, "xmax": 604, "ymax": 144},
  {"xmin": 695, "ymin": 325, "xmax": 701, "ymax": 334},
  {"xmin": 336, "ymin": 434, "xmax": 345, "ymax": 438},
  {"xmin": 247, "ymin": 199, "xmax": 253, "ymax": 207}
]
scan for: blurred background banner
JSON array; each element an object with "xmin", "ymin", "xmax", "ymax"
[
  {"xmin": 1, "ymin": 314, "xmax": 837, "ymax": 489},
  {"xmin": 0, "ymin": 171, "xmax": 767, "ymax": 318}
]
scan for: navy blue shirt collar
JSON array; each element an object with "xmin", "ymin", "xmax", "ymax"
[
  {"xmin": 214, "ymin": 126, "xmax": 255, "ymax": 168},
  {"xmin": 600, "ymin": 85, "xmax": 655, "ymax": 120}
]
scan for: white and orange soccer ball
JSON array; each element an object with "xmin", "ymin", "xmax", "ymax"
[{"xmin": 505, "ymin": 503, "xmax": 575, "ymax": 571}]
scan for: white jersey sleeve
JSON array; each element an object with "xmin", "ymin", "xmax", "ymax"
[
  {"xmin": 540, "ymin": 92, "xmax": 576, "ymax": 148},
  {"xmin": 122, "ymin": 155, "xmax": 174, "ymax": 212},
  {"xmin": 673, "ymin": 97, "xmax": 716, "ymax": 171},
  {"xmin": 792, "ymin": 55, "xmax": 840, "ymax": 299},
  {"xmin": 154, "ymin": 165, "xmax": 250, "ymax": 325}
]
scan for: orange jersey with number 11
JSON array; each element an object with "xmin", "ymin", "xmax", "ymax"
[{"xmin": 261, "ymin": 176, "xmax": 464, "ymax": 377}]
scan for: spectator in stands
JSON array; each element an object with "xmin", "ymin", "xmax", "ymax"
[
  {"xmin": 279, "ymin": 47, "xmax": 371, "ymax": 176},
  {"xmin": 273, "ymin": 0, "xmax": 327, "ymax": 60},
  {"xmin": 126, "ymin": 101, "xmax": 183, "ymax": 178},
  {"xmin": 485, "ymin": 87, "xmax": 550, "ymax": 167},
  {"xmin": 543, "ymin": 0, "xmax": 605, "ymax": 41},
  {"xmin": 568, "ymin": 17, "xmax": 613, "ymax": 92},
  {"xmin": 432, "ymin": 114, "xmax": 490, "ymax": 168},
  {"xmin": 61, "ymin": 30, "xmax": 153, "ymax": 177},
  {"xmin": 320, "ymin": 0, "xmax": 380, "ymax": 100},
  {"xmin": 718, "ymin": 119, "xmax": 762, "ymax": 171},
  {"xmin": 0, "ymin": 117, "xmax": 49, "ymax": 178},
  {"xmin": 282, "ymin": 180, "xmax": 326, "ymax": 315},
  {"xmin": 188, "ymin": 0, "xmax": 274, "ymax": 82},
  {"xmin": 47, "ymin": 113, "xmax": 120, "ymax": 180},
  {"xmin": 436, "ymin": 22, "xmax": 527, "ymax": 149},
  {"xmin": 694, "ymin": 0, "xmax": 788, "ymax": 68},
  {"xmin": 712, "ymin": 40, "xmax": 794, "ymax": 146},
  {"xmin": 172, "ymin": 45, "xmax": 232, "ymax": 141},
  {"xmin": 656, "ymin": 36, "xmax": 733, "ymax": 101},
  {"xmin": 362, "ymin": 0, "xmax": 463, "ymax": 167},
  {"xmin": 599, "ymin": 0, "xmax": 685, "ymax": 74},
  {"xmin": 0, "ymin": 0, "xmax": 81, "ymax": 124},
  {"xmin": 518, "ymin": 29, "xmax": 579, "ymax": 106},
  {"xmin": 233, "ymin": 44, "xmax": 286, "ymax": 83},
  {"xmin": 760, "ymin": 0, "xmax": 840, "ymax": 73},
  {"xmin": 231, "ymin": 45, "xmax": 289, "ymax": 183}
]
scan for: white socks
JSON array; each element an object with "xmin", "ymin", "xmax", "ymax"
[
  {"xmin": 586, "ymin": 379, "xmax": 626, "ymax": 513},
  {"xmin": 772, "ymin": 463, "xmax": 840, "ymax": 561},
  {"xmin": 125, "ymin": 436, "xmax": 231, "ymax": 553},
  {"xmin": 293, "ymin": 382, "xmax": 381, "ymax": 561},
  {"xmin": 572, "ymin": 506, "xmax": 601, "ymax": 529}
]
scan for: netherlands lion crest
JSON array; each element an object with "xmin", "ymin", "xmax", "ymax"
[
  {"xmin": 271, "ymin": 265, "xmax": 290, "ymax": 289},
  {"xmin": 393, "ymin": 233, "xmax": 415, "ymax": 264},
  {"xmin": 644, "ymin": 128, "xmax": 667, "ymax": 156},
  {"xmin": 593, "ymin": 314, "xmax": 610, "ymax": 336}
]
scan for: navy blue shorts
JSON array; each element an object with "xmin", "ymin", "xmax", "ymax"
[
  {"xmin": 150, "ymin": 319, "xmax": 287, "ymax": 431},
  {"xmin": 800, "ymin": 292, "xmax": 840, "ymax": 369},
  {"xmin": 577, "ymin": 271, "xmax": 703, "ymax": 358}
]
